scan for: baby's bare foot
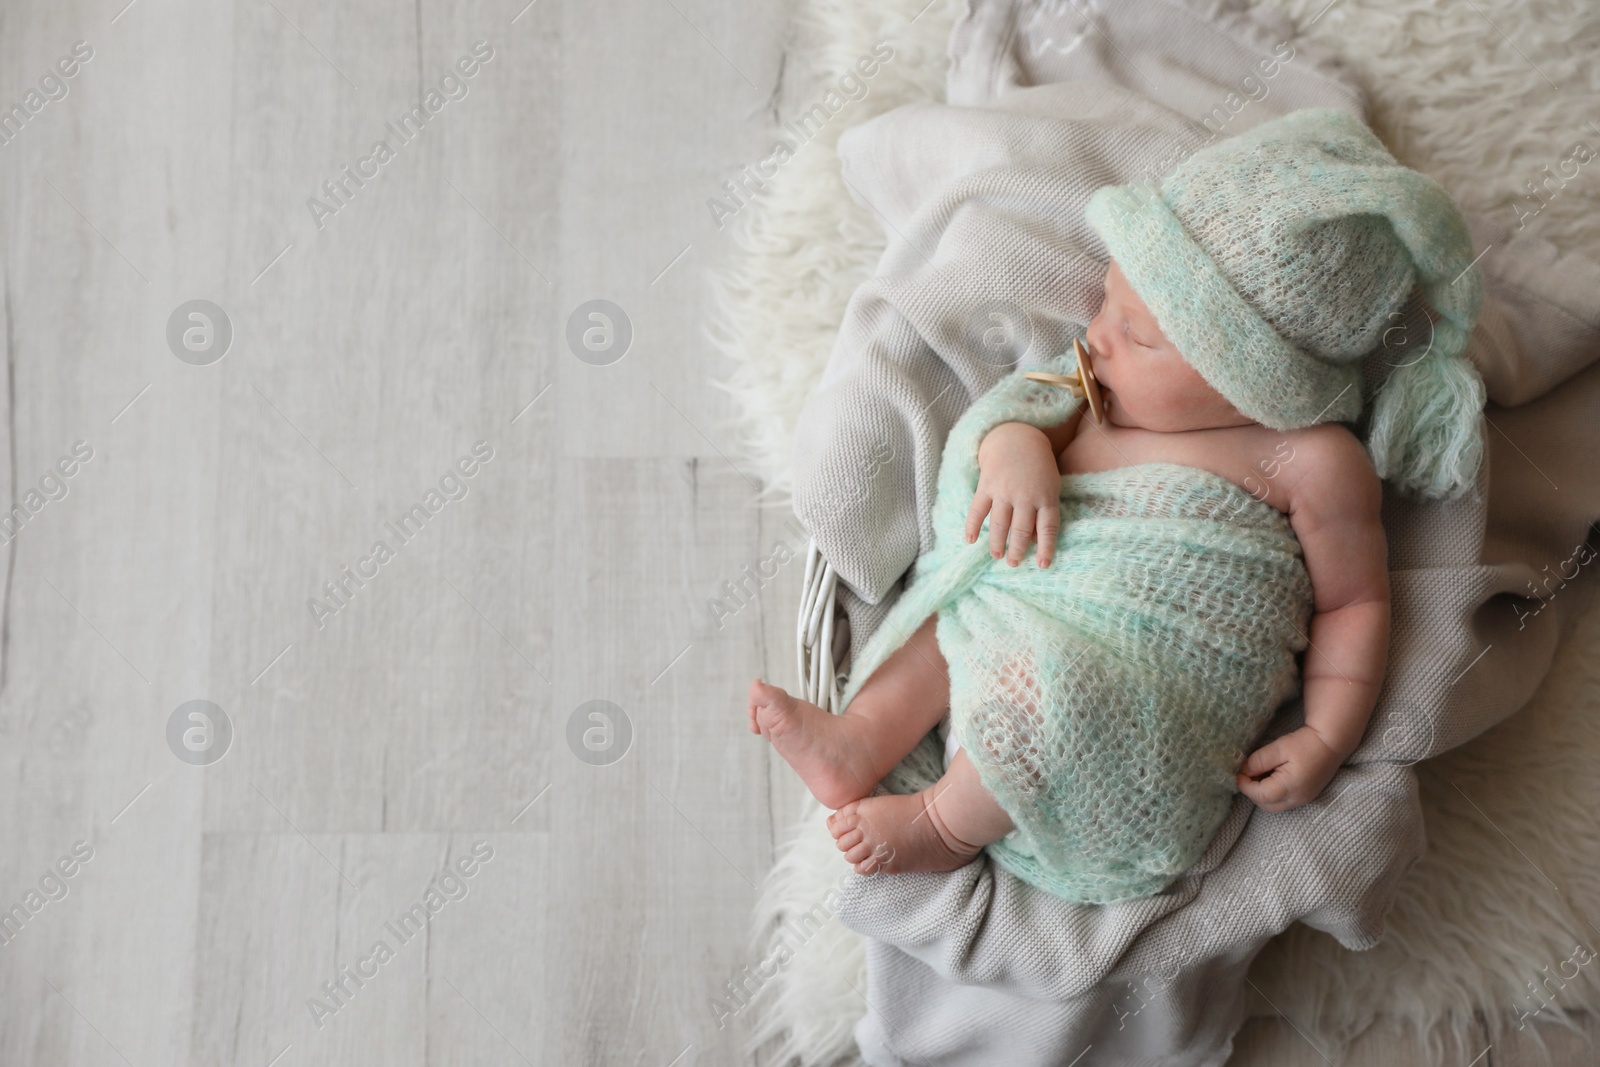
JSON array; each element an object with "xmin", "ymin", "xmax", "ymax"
[
  {"xmin": 827, "ymin": 790, "xmax": 983, "ymax": 875},
  {"xmin": 748, "ymin": 679, "xmax": 880, "ymax": 809}
]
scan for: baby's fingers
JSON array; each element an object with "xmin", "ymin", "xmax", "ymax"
[
  {"xmin": 1035, "ymin": 505, "xmax": 1059, "ymax": 568},
  {"xmin": 987, "ymin": 500, "xmax": 1013, "ymax": 560},
  {"xmin": 965, "ymin": 491, "xmax": 993, "ymax": 545},
  {"xmin": 1239, "ymin": 740, "xmax": 1287, "ymax": 780},
  {"xmin": 1237, "ymin": 740, "xmax": 1306, "ymax": 811},
  {"xmin": 1237, "ymin": 769, "xmax": 1292, "ymax": 809},
  {"xmin": 1004, "ymin": 508, "xmax": 1036, "ymax": 566}
]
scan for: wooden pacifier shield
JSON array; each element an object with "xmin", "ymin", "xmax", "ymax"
[{"xmin": 1073, "ymin": 337, "xmax": 1105, "ymax": 424}]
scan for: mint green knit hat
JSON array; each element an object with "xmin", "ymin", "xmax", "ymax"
[{"xmin": 1083, "ymin": 107, "xmax": 1487, "ymax": 500}]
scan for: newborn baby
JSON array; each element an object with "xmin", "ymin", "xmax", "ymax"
[
  {"xmin": 749, "ymin": 106, "xmax": 1487, "ymax": 901},
  {"xmin": 749, "ymin": 258, "xmax": 1390, "ymax": 887}
]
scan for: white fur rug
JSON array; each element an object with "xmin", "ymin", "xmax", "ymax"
[{"xmin": 708, "ymin": 0, "xmax": 1600, "ymax": 1062}]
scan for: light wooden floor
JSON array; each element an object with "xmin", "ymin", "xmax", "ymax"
[{"xmin": 0, "ymin": 2, "xmax": 1590, "ymax": 1065}]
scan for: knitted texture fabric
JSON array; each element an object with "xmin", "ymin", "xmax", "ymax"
[
  {"xmin": 1084, "ymin": 106, "xmax": 1488, "ymax": 501},
  {"xmin": 837, "ymin": 343, "xmax": 1315, "ymax": 903}
]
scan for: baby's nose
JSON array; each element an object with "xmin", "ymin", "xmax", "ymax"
[{"xmin": 1081, "ymin": 331, "xmax": 1105, "ymax": 366}]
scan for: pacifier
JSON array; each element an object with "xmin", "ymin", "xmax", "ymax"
[{"xmin": 1023, "ymin": 337, "xmax": 1105, "ymax": 424}]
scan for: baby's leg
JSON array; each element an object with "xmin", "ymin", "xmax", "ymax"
[
  {"xmin": 749, "ymin": 613, "xmax": 952, "ymax": 809},
  {"xmin": 828, "ymin": 748, "xmax": 1016, "ymax": 875}
]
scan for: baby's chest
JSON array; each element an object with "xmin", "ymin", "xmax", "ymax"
[{"xmin": 1056, "ymin": 425, "xmax": 1302, "ymax": 515}]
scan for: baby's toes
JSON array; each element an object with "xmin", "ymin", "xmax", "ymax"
[
  {"xmin": 844, "ymin": 839, "xmax": 876, "ymax": 866},
  {"xmin": 834, "ymin": 827, "xmax": 863, "ymax": 853},
  {"xmin": 853, "ymin": 846, "xmax": 890, "ymax": 875},
  {"xmin": 829, "ymin": 802, "xmax": 860, "ymax": 838},
  {"xmin": 748, "ymin": 677, "xmax": 789, "ymax": 711}
]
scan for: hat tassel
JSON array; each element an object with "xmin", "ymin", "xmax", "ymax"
[{"xmin": 1363, "ymin": 317, "xmax": 1487, "ymax": 501}]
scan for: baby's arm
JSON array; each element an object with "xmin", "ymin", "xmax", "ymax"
[
  {"xmin": 970, "ymin": 409, "xmax": 1085, "ymax": 567},
  {"xmin": 1237, "ymin": 425, "xmax": 1390, "ymax": 813}
]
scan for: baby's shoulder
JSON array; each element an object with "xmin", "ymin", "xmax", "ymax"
[
  {"xmin": 1280, "ymin": 421, "xmax": 1371, "ymax": 465},
  {"xmin": 1276, "ymin": 422, "xmax": 1382, "ymax": 522}
]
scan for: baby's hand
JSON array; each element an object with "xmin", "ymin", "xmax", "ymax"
[
  {"xmin": 968, "ymin": 422, "xmax": 1062, "ymax": 567},
  {"xmin": 1235, "ymin": 725, "xmax": 1346, "ymax": 813}
]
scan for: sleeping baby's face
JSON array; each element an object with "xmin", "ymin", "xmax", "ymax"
[{"xmin": 1084, "ymin": 260, "xmax": 1257, "ymax": 433}]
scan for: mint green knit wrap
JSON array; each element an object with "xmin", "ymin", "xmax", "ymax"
[{"xmin": 838, "ymin": 346, "xmax": 1314, "ymax": 904}]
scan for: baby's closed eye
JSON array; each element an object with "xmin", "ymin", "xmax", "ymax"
[{"xmin": 1122, "ymin": 319, "xmax": 1157, "ymax": 348}]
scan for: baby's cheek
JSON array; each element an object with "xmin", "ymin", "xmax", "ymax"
[{"xmin": 1140, "ymin": 381, "xmax": 1187, "ymax": 422}]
